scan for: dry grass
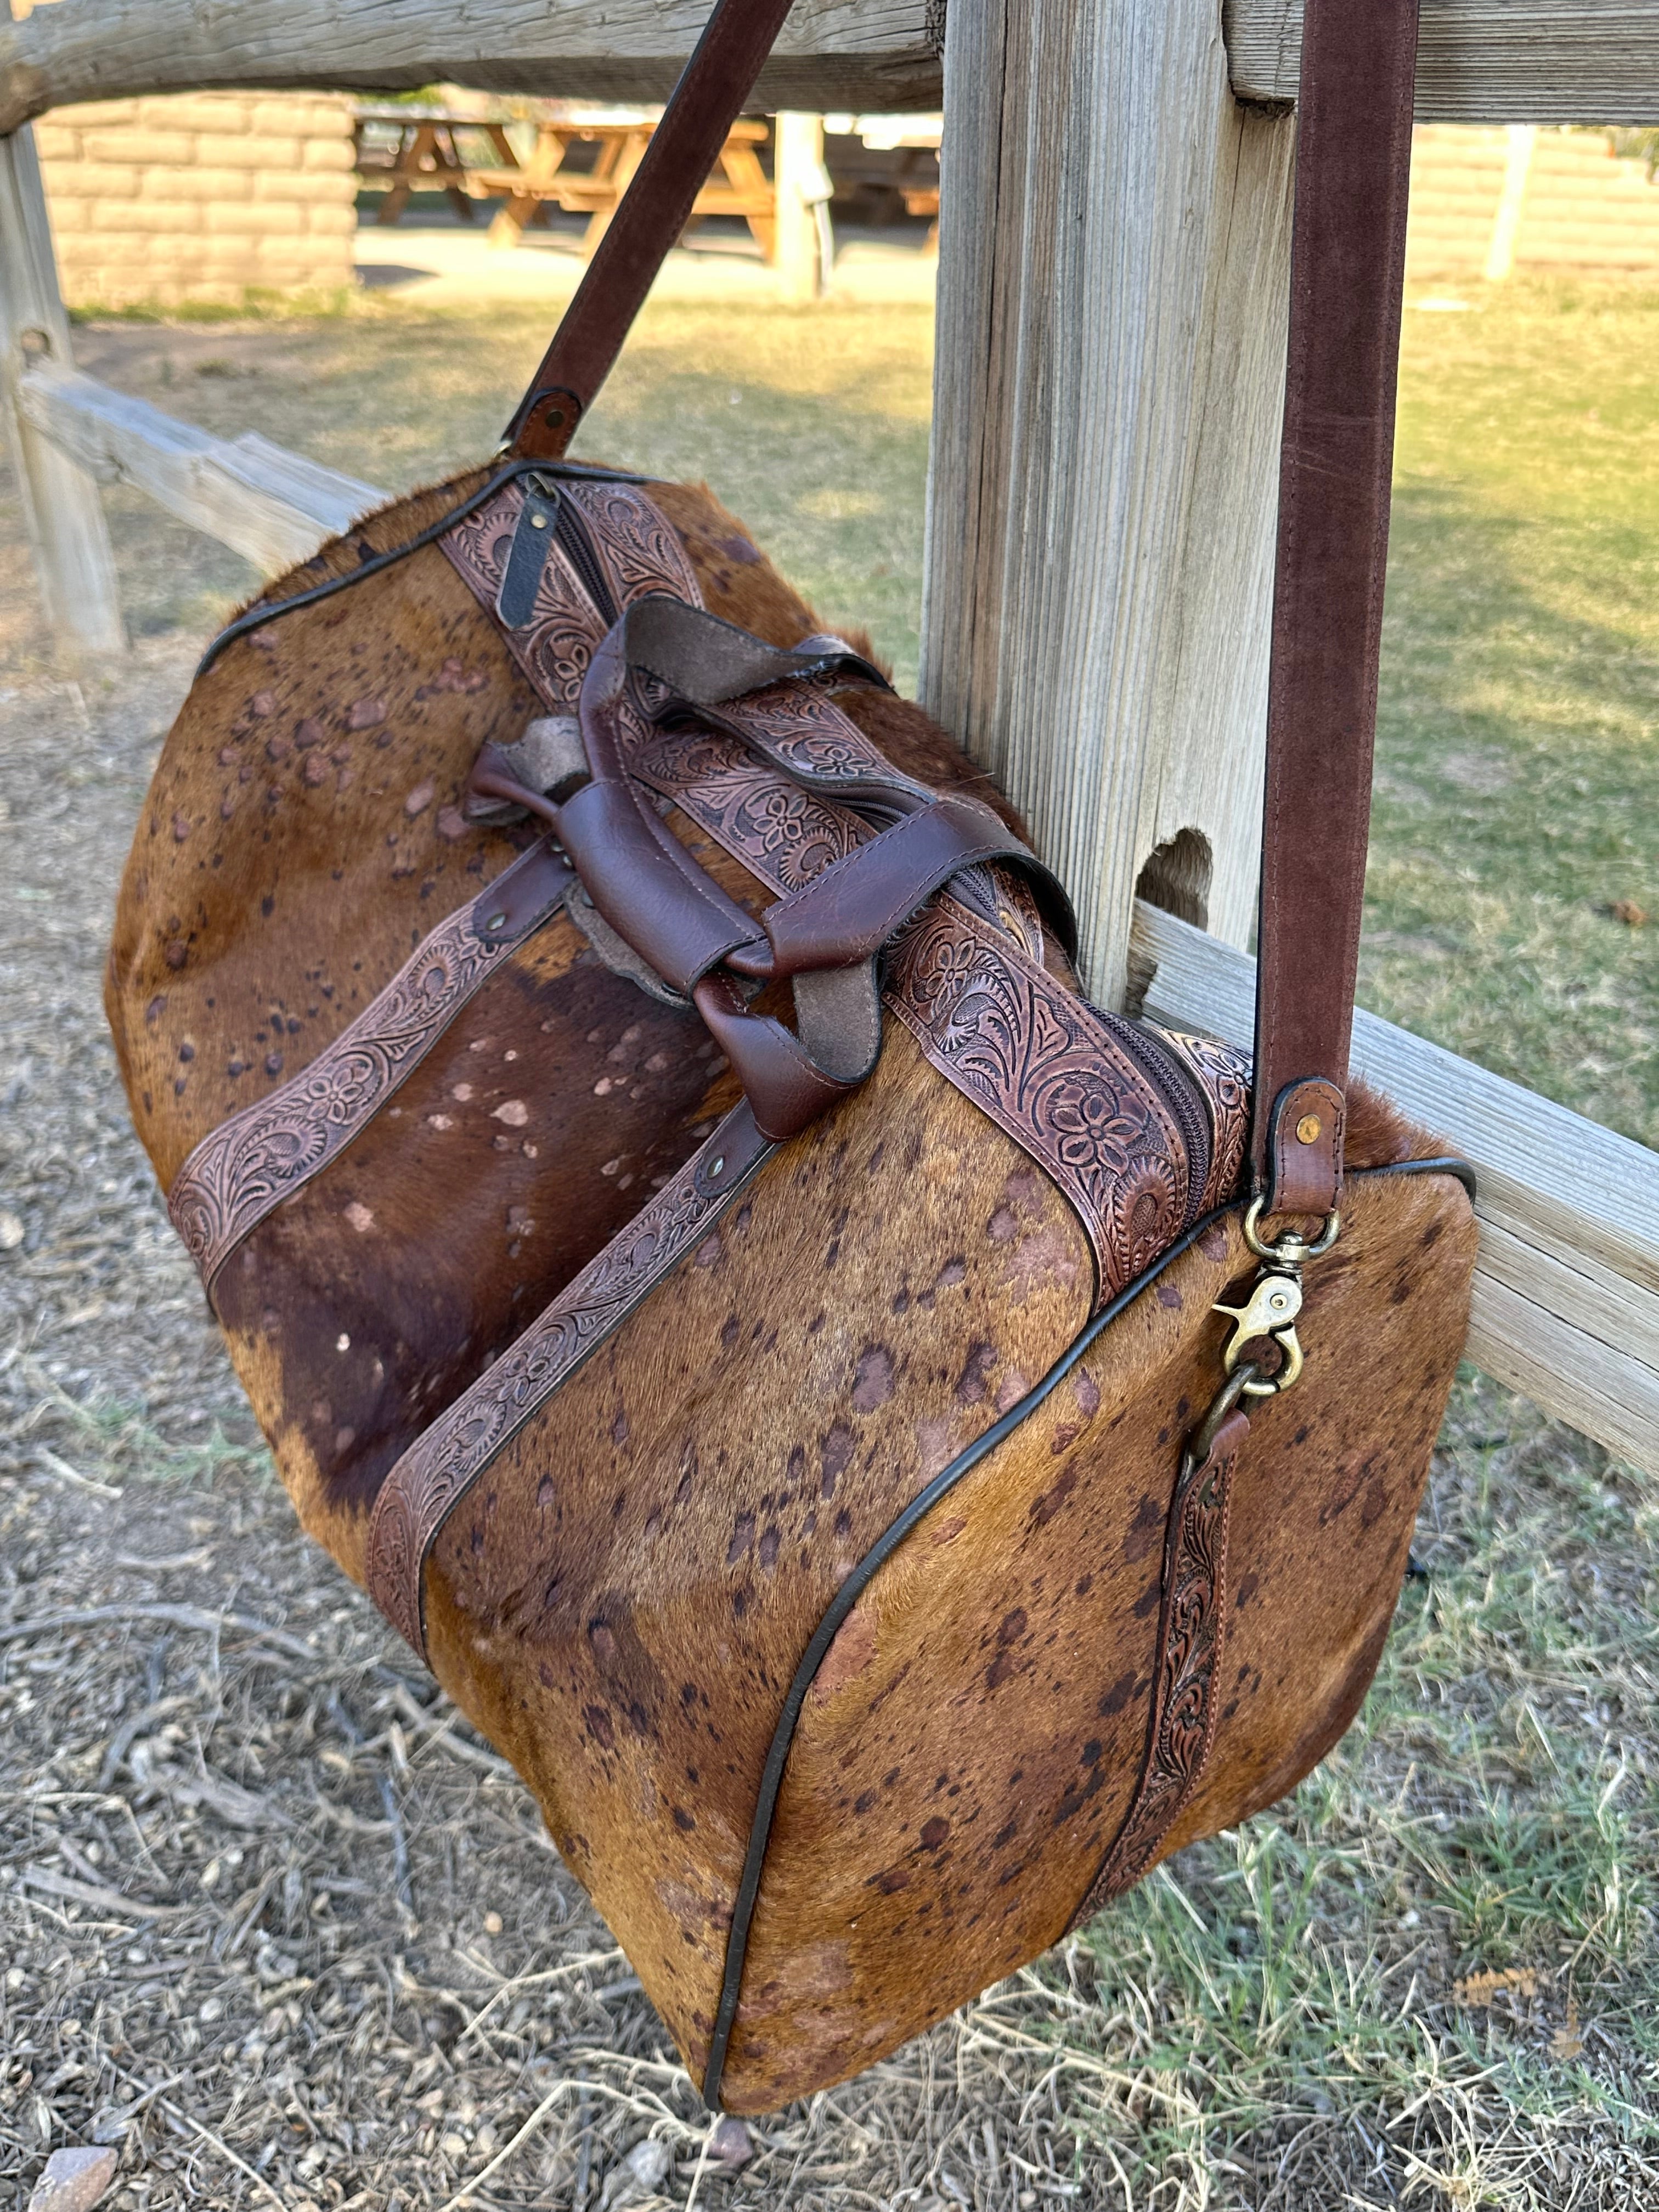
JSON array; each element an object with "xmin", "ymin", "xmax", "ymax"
[{"xmin": 2, "ymin": 277, "xmax": 1656, "ymax": 2209}]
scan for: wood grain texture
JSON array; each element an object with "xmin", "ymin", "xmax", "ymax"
[
  {"xmin": 0, "ymin": 127, "xmax": 122, "ymax": 657},
  {"xmin": 5, "ymin": 0, "xmax": 1656, "ymax": 126},
  {"xmin": 1228, "ymin": 0, "xmax": 1659, "ymax": 123},
  {"xmin": 921, "ymin": 0, "xmax": 1297, "ymax": 1010},
  {"xmin": 1132, "ymin": 900, "xmax": 1659, "ymax": 1475},
  {"xmin": 17, "ymin": 365, "xmax": 383, "ymax": 575},
  {"xmin": 0, "ymin": 0, "xmax": 943, "ymax": 134}
]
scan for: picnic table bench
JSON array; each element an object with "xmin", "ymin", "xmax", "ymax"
[
  {"xmin": 355, "ymin": 105, "xmax": 778, "ymax": 260},
  {"xmin": 353, "ymin": 107, "xmax": 517, "ymax": 226}
]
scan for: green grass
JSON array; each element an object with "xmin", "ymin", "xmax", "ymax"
[{"xmin": 1370, "ymin": 280, "xmax": 1659, "ymax": 1149}]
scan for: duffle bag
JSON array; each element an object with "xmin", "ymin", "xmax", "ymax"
[{"xmin": 108, "ymin": 0, "xmax": 1476, "ymax": 2116}]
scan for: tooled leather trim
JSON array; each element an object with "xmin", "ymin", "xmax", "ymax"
[
  {"xmin": 364, "ymin": 1103, "xmax": 771, "ymax": 1655},
  {"xmin": 1154, "ymin": 1029, "xmax": 1253, "ymax": 1217},
  {"xmin": 634, "ymin": 701, "xmax": 1192, "ymax": 1303},
  {"xmin": 167, "ymin": 842, "xmax": 573, "ymax": 1289},
  {"xmin": 167, "ymin": 482, "xmax": 705, "ymax": 1294},
  {"xmin": 888, "ymin": 901, "xmax": 1189, "ymax": 1301},
  {"xmin": 1067, "ymin": 1411, "xmax": 1244, "ymax": 1926},
  {"xmin": 565, "ymin": 477, "xmax": 704, "ymax": 607},
  {"xmin": 439, "ymin": 476, "xmax": 704, "ymax": 706}
]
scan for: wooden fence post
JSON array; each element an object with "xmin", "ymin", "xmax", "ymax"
[
  {"xmin": 921, "ymin": 0, "xmax": 1296, "ymax": 1006},
  {"xmin": 0, "ymin": 123, "xmax": 124, "ymax": 659},
  {"xmin": 771, "ymin": 110, "xmax": 827, "ymax": 302}
]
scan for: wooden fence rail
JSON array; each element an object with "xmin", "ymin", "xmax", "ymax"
[{"xmin": 5, "ymin": 0, "xmax": 1659, "ymax": 130}]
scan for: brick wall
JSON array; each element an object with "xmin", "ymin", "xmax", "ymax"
[
  {"xmin": 1408, "ymin": 125, "xmax": 1659, "ymax": 280},
  {"xmin": 33, "ymin": 93, "xmax": 358, "ymax": 310}
]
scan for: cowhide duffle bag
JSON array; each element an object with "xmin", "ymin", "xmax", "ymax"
[{"xmin": 108, "ymin": 0, "xmax": 1476, "ymax": 2115}]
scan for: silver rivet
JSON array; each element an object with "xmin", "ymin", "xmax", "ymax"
[
  {"xmin": 486, "ymin": 911, "xmax": 507, "ymax": 932},
  {"xmin": 710, "ymin": 1156, "xmax": 725, "ymax": 1178},
  {"xmin": 531, "ymin": 511, "xmax": 548, "ymax": 529}
]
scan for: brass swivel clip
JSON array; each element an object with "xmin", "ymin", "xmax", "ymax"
[{"xmin": 1210, "ymin": 1198, "xmax": 1341, "ymax": 1400}]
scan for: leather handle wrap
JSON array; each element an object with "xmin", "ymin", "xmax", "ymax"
[
  {"xmin": 1250, "ymin": 0, "xmax": 1421, "ymax": 1206},
  {"xmin": 505, "ymin": 0, "xmax": 798, "ymax": 455}
]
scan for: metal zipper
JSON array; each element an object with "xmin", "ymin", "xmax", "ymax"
[
  {"xmin": 543, "ymin": 478, "xmax": 619, "ymax": 626},
  {"xmin": 1101, "ymin": 1012, "xmax": 1214, "ymax": 1231}
]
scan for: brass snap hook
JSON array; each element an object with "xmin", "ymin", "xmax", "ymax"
[
  {"xmin": 1212, "ymin": 1271, "xmax": 1305, "ymax": 1397},
  {"xmin": 1243, "ymin": 1195, "xmax": 1340, "ymax": 1265}
]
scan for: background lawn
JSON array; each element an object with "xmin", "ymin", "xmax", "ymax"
[{"xmin": 1, "ymin": 274, "xmax": 1654, "ymax": 2210}]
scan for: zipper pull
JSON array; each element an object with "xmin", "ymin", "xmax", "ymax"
[{"xmin": 496, "ymin": 480, "xmax": 560, "ymax": 628}]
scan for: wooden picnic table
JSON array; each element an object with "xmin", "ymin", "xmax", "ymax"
[
  {"xmin": 354, "ymin": 106, "xmax": 778, "ymax": 262},
  {"xmin": 353, "ymin": 108, "xmax": 518, "ymax": 227},
  {"xmin": 470, "ymin": 116, "xmax": 776, "ymax": 258}
]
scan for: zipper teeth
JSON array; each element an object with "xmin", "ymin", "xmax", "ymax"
[
  {"xmin": 1102, "ymin": 1013, "xmax": 1213, "ymax": 1231},
  {"xmin": 548, "ymin": 487, "xmax": 618, "ymax": 625}
]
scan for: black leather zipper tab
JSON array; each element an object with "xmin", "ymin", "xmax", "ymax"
[{"xmin": 496, "ymin": 483, "xmax": 562, "ymax": 628}]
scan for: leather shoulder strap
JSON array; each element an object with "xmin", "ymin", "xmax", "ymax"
[
  {"xmin": 505, "ymin": 0, "xmax": 797, "ymax": 458},
  {"xmin": 1250, "ymin": 0, "xmax": 1420, "ymax": 1212}
]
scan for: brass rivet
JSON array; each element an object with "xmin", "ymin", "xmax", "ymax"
[
  {"xmin": 530, "ymin": 511, "xmax": 548, "ymax": 529},
  {"xmin": 1296, "ymin": 1113, "xmax": 1323, "ymax": 1145}
]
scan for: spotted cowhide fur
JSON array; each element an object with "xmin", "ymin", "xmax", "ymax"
[{"xmin": 108, "ymin": 465, "xmax": 1477, "ymax": 2113}]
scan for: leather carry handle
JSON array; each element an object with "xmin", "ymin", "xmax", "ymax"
[
  {"xmin": 1250, "ymin": 0, "xmax": 1420, "ymax": 1215},
  {"xmin": 505, "ymin": 0, "xmax": 798, "ymax": 458}
]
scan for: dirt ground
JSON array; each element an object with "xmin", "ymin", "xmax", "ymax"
[{"xmin": 3, "ymin": 302, "xmax": 1656, "ymax": 2212}]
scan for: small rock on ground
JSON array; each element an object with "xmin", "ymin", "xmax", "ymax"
[{"xmin": 29, "ymin": 2147, "xmax": 120, "ymax": 2212}]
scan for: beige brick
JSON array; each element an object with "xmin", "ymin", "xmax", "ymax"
[
  {"xmin": 90, "ymin": 200, "xmax": 199, "ymax": 236},
  {"xmin": 195, "ymin": 239, "xmax": 257, "ymax": 272},
  {"xmin": 42, "ymin": 162, "xmax": 139, "ymax": 198},
  {"xmin": 41, "ymin": 194, "xmax": 88, "ymax": 234},
  {"xmin": 30, "ymin": 123, "xmax": 81, "ymax": 160},
  {"xmin": 302, "ymin": 136, "xmax": 359, "ymax": 174},
  {"xmin": 136, "ymin": 94, "xmax": 251, "ymax": 133},
  {"xmin": 304, "ymin": 205, "xmax": 359, "ymax": 239},
  {"xmin": 204, "ymin": 201, "xmax": 301, "ymax": 238},
  {"xmin": 146, "ymin": 165, "xmax": 253, "ymax": 204},
  {"xmin": 248, "ymin": 97, "xmax": 318, "ymax": 138},
  {"xmin": 83, "ymin": 128, "xmax": 198, "ymax": 166},
  {"xmin": 252, "ymin": 168, "xmax": 349, "ymax": 207},
  {"xmin": 199, "ymin": 133, "xmax": 302, "ymax": 172},
  {"xmin": 55, "ymin": 99, "xmax": 142, "ymax": 127},
  {"xmin": 91, "ymin": 240, "xmax": 206, "ymax": 281}
]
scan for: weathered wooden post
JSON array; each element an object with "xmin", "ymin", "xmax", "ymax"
[
  {"xmin": 0, "ymin": 123, "xmax": 123, "ymax": 658},
  {"xmin": 921, "ymin": 0, "xmax": 1296, "ymax": 1008},
  {"xmin": 771, "ymin": 109, "xmax": 828, "ymax": 302}
]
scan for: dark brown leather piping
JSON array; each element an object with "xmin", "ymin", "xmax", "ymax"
[{"xmin": 698, "ymin": 1150, "xmax": 1477, "ymax": 2110}]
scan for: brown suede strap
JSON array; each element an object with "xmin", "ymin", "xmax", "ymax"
[
  {"xmin": 505, "ymin": 0, "xmax": 798, "ymax": 457},
  {"xmin": 1251, "ymin": 0, "xmax": 1420, "ymax": 1212}
]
